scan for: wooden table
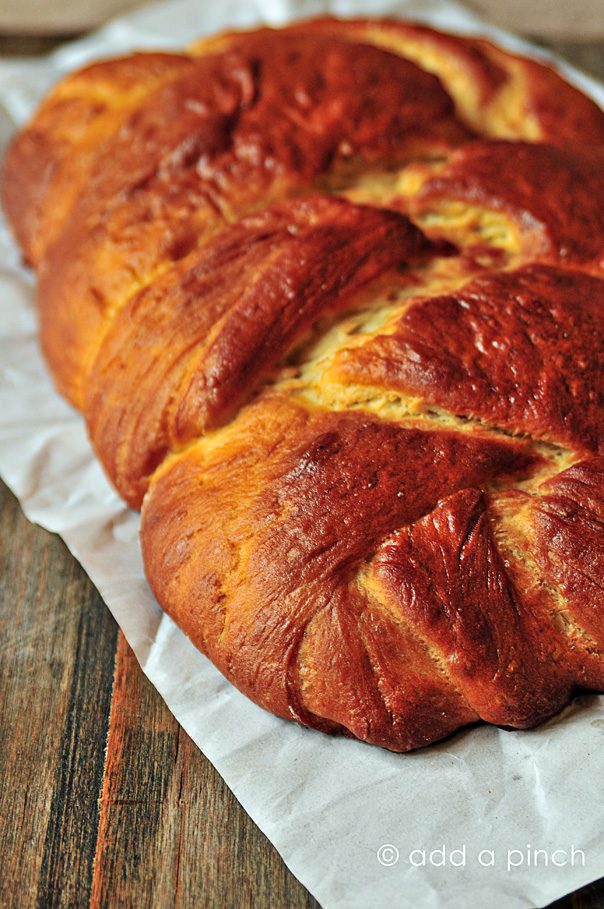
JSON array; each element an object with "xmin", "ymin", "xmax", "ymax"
[{"xmin": 1, "ymin": 32, "xmax": 604, "ymax": 909}]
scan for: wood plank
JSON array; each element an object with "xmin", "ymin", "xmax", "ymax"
[
  {"xmin": 467, "ymin": 1, "xmax": 604, "ymax": 40},
  {"xmin": 0, "ymin": 479, "xmax": 118, "ymax": 908},
  {"xmin": 91, "ymin": 632, "xmax": 321, "ymax": 909}
]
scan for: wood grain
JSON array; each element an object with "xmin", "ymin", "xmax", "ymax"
[
  {"xmin": 1, "ymin": 35, "xmax": 604, "ymax": 909},
  {"xmin": 0, "ymin": 477, "xmax": 320, "ymax": 909},
  {"xmin": 0, "ymin": 479, "xmax": 117, "ymax": 908},
  {"xmin": 90, "ymin": 634, "xmax": 320, "ymax": 909}
]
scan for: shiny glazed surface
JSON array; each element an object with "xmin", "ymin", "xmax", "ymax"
[{"xmin": 5, "ymin": 17, "xmax": 604, "ymax": 751}]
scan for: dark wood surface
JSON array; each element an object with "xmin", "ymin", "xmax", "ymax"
[
  {"xmin": 1, "ymin": 32, "xmax": 604, "ymax": 909},
  {"xmin": 0, "ymin": 479, "xmax": 321, "ymax": 909}
]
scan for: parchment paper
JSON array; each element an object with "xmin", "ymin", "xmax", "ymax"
[{"xmin": 1, "ymin": 2, "xmax": 604, "ymax": 907}]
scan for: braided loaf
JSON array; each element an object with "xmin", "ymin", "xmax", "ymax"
[{"xmin": 5, "ymin": 17, "xmax": 604, "ymax": 751}]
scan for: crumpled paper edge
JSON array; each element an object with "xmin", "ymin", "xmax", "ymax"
[{"xmin": 1, "ymin": 2, "xmax": 604, "ymax": 908}]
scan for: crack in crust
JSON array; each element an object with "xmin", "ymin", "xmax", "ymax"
[{"xmin": 4, "ymin": 17, "xmax": 604, "ymax": 751}]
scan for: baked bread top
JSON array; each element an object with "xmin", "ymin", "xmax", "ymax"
[{"xmin": 5, "ymin": 17, "xmax": 604, "ymax": 751}]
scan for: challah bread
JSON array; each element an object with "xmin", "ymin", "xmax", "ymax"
[{"xmin": 5, "ymin": 17, "xmax": 604, "ymax": 751}]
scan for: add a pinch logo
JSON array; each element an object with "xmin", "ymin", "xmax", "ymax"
[{"xmin": 377, "ymin": 843, "xmax": 587, "ymax": 870}]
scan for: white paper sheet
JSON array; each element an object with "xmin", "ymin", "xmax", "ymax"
[{"xmin": 1, "ymin": 2, "xmax": 604, "ymax": 907}]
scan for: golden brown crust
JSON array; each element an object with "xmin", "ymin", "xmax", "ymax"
[
  {"xmin": 331, "ymin": 265, "xmax": 604, "ymax": 453},
  {"xmin": 140, "ymin": 395, "xmax": 543, "ymax": 749},
  {"xmin": 28, "ymin": 28, "xmax": 466, "ymax": 408},
  {"xmin": 1, "ymin": 52, "xmax": 194, "ymax": 267},
  {"xmin": 5, "ymin": 17, "xmax": 604, "ymax": 751},
  {"xmin": 411, "ymin": 141, "xmax": 604, "ymax": 266},
  {"xmin": 86, "ymin": 195, "xmax": 432, "ymax": 508}
]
